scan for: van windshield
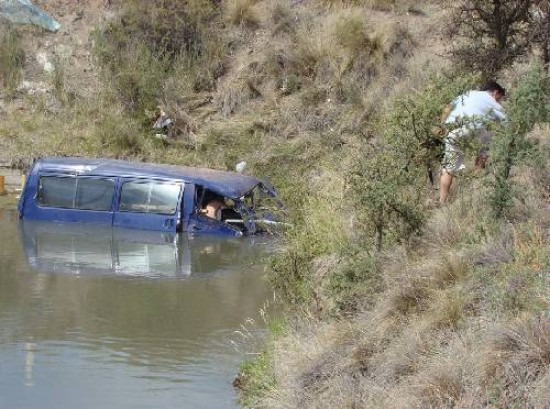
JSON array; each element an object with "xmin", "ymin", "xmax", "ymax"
[
  {"xmin": 197, "ymin": 183, "xmax": 283, "ymax": 234},
  {"xmin": 235, "ymin": 184, "xmax": 284, "ymax": 233}
]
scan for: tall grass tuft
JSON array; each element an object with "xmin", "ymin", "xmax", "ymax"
[
  {"xmin": 269, "ymin": 193, "xmax": 349, "ymax": 310},
  {"xmin": 51, "ymin": 55, "xmax": 75, "ymax": 106},
  {"xmin": 484, "ymin": 316, "xmax": 550, "ymax": 406},
  {"xmin": 93, "ymin": 0, "xmax": 225, "ymax": 118},
  {"xmin": 93, "ymin": 108, "xmax": 152, "ymax": 157},
  {"xmin": 224, "ymin": 0, "xmax": 260, "ymax": 28},
  {"xmin": 0, "ymin": 24, "xmax": 25, "ymax": 93}
]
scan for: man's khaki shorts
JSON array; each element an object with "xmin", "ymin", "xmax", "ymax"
[{"xmin": 441, "ymin": 128, "xmax": 492, "ymax": 175}]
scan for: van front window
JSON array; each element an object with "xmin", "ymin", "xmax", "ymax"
[{"xmin": 119, "ymin": 180, "xmax": 182, "ymax": 215}]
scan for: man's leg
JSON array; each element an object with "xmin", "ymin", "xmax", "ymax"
[
  {"xmin": 440, "ymin": 129, "xmax": 463, "ymax": 203},
  {"xmin": 440, "ymin": 169, "xmax": 453, "ymax": 203},
  {"xmin": 474, "ymin": 130, "xmax": 491, "ymax": 170}
]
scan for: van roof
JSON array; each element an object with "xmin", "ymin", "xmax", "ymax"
[{"xmin": 34, "ymin": 157, "xmax": 265, "ymax": 198}]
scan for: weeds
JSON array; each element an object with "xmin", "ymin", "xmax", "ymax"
[
  {"xmin": 225, "ymin": 0, "xmax": 260, "ymax": 28},
  {"xmin": 235, "ymin": 350, "xmax": 277, "ymax": 407},
  {"xmin": 93, "ymin": 0, "xmax": 225, "ymax": 116},
  {"xmin": 0, "ymin": 24, "xmax": 25, "ymax": 93},
  {"xmin": 269, "ymin": 194, "xmax": 349, "ymax": 309}
]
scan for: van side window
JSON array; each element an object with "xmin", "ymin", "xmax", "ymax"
[
  {"xmin": 75, "ymin": 178, "xmax": 115, "ymax": 211},
  {"xmin": 119, "ymin": 180, "xmax": 182, "ymax": 214},
  {"xmin": 38, "ymin": 176, "xmax": 115, "ymax": 211},
  {"xmin": 38, "ymin": 176, "xmax": 76, "ymax": 208}
]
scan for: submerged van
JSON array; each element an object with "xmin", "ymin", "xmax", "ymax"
[{"xmin": 18, "ymin": 157, "xmax": 283, "ymax": 236}]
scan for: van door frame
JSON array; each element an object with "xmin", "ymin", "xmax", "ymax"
[{"xmin": 112, "ymin": 177, "xmax": 184, "ymax": 232}]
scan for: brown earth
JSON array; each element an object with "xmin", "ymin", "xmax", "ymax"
[{"xmin": 20, "ymin": 0, "xmax": 116, "ymax": 96}]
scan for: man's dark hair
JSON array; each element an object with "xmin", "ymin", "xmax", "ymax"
[{"xmin": 481, "ymin": 80, "xmax": 506, "ymax": 96}]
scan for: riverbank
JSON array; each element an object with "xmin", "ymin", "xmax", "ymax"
[{"xmin": 240, "ymin": 148, "xmax": 550, "ymax": 407}]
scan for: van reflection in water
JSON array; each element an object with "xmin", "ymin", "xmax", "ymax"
[{"xmin": 20, "ymin": 221, "xmax": 274, "ymax": 278}]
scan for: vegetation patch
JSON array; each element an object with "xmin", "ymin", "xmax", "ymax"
[{"xmin": 0, "ymin": 23, "xmax": 25, "ymax": 94}]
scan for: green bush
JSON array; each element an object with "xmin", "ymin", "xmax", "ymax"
[
  {"xmin": 488, "ymin": 65, "xmax": 550, "ymax": 218},
  {"xmin": 327, "ymin": 247, "xmax": 382, "ymax": 313},
  {"xmin": 350, "ymin": 74, "xmax": 477, "ymax": 249}
]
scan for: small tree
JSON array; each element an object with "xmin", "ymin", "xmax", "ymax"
[
  {"xmin": 443, "ymin": 0, "xmax": 534, "ymax": 76},
  {"xmin": 350, "ymin": 75, "xmax": 477, "ymax": 250},
  {"xmin": 489, "ymin": 65, "xmax": 550, "ymax": 218},
  {"xmin": 530, "ymin": 1, "xmax": 549, "ymax": 70},
  {"xmin": 350, "ymin": 143, "xmax": 426, "ymax": 251}
]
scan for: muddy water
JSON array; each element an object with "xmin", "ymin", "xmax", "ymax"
[{"xmin": 0, "ymin": 210, "xmax": 277, "ymax": 409}]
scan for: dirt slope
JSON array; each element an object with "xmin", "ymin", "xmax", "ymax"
[{"xmin": 17, "ymin": 0, "xmax": 115, "ymax": 96}]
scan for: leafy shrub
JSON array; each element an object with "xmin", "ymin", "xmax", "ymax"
[
  {"xmin": 488, "ymin": 65, "xmax": 550, "ymax": 218},
  {"xmin": 350, "ymin": 74, "xmax": 477, "ymax": 249}
]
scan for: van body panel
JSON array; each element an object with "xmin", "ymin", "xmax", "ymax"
[{"xmin": 18, "ymin": 157, "xmax": 283, "ymax": 236}]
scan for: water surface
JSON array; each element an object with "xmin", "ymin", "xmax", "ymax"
[{"xmin": 0, "ymin": 211, "xmax": 276, "ymax": 409}]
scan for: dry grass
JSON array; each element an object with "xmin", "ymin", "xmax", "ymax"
[
  {"xmin": 0, "ymin": 24, "xmax": 25, "ymax": 93},
  {"xmin": 426, "ymin": 287, "xmax": 467, "ymax": 330},
  {"xmin": 252, "ymin": 158, "xmax": 549, "ymax": 408},
  {"xmin": 224, "ymin": 0, "xmax": 260, "ymax": 28},
  {"xmin": 482, "ymin": 316, "xmax": 550, "ymax": 406},
  {"xmin": 425, "ymin": 255, "xmax": 470, "ymax": 288},
  {"xmin": 383, "ymin": 277, "xmax": 431, "ymax": 317},
  {"xmin": 260, "ymin": 319, "xmax": 353, "ymax": 408}
]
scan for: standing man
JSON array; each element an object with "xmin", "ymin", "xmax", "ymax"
[{"xmin": 439, "ymin": 80, "xmax": 507, "ymax": 203}]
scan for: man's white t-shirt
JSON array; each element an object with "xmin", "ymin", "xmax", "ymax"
[{"xmin": 445, "ymin": 90, "xmax": 506, "ymax": 129}]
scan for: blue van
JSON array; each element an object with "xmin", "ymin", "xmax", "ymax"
[{"xmin": 18, "ymin": 157, "xmax": 283, "ymax": 236}]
